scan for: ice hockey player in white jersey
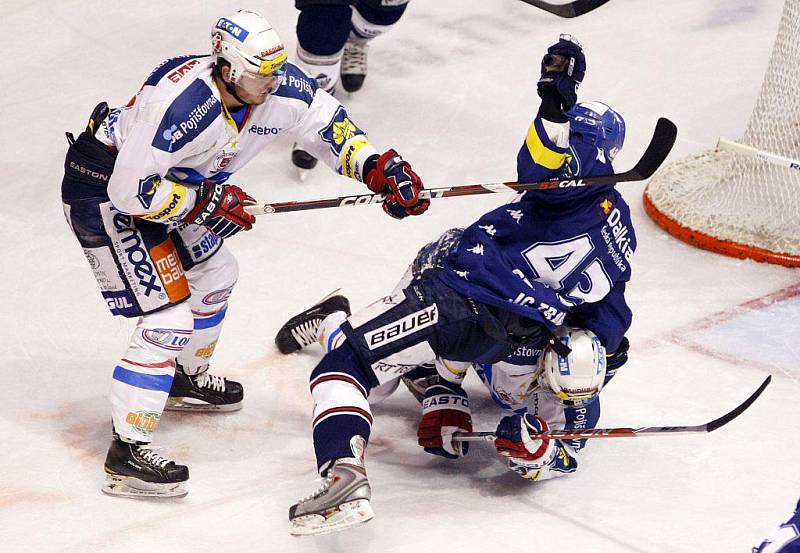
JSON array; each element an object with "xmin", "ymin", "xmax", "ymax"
[{"xmin": 61, "ymin": 9, "xmax": 429, "ymax": 499}]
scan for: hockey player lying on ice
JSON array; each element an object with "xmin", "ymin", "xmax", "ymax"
[
  {"xmin": 274, "ymin": 34, "xmax": 635, "ymax": 535},
  {"xmin": 60, "ymin": 9, "xmax": 428, "ymax": 499}
]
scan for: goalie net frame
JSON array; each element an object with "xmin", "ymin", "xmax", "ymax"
[{"xmin": 643, "ymin": 0, "xmax": 800, "ymax": 268}]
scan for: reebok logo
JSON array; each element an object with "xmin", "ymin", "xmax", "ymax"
[{"xmin": 364, "ymin": 304, "xmax": 438, "ymax": 350}]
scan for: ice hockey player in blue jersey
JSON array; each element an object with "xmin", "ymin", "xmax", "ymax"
[
  {"xmin": 754, "ymin": 500, "xmax": 800, "ymax": 552},
  {"xmin": 279, "ymin": 34, "xmax": 636, "ymax": 535},
  {"xmin": 61, "ymin": 9, "xmax": 428, "ymax": 500}
]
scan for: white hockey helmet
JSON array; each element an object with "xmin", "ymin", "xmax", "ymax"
[
  {"xmin": 538, "ymin": 326, "xmax": 607, "ymax": 406},
  {"xmin": 211, "ymin": 10, "xmax": 288, "ymax": 94}
]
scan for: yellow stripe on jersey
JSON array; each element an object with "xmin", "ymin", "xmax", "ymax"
[
  {"xmin": 524, "ymin": 120, "xmax": 569, "ymax": 170},
  {"xmin": 140, "ymin": 181, "xmax": 190, "ymax": 222}
]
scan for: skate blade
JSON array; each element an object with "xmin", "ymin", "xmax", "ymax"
[
  {"xmin": 290, "ymin": 499, "xmax": 374, "ymax": 536},
  {"xmin": 165, "ymin": 397, "xmax": 243, "ymax": 412},
  {"xmin": 102, "ymin": 474, "xmax": 188, "ymax": 499}
]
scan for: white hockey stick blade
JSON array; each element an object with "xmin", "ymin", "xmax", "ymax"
[{"xmin": 717, "ymin": 138, "xmax": 800, "ymax": 171}]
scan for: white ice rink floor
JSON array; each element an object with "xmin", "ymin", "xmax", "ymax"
[{"xmin": 2, "ymin": 1, "xmax": 799, "ymax": 551}]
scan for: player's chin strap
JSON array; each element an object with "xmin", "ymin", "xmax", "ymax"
[{"xmin": 213, "ymin": 64, "xmax": 251, "ymax": 107}]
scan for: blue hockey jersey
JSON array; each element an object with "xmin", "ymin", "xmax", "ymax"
[
  {"xmin": 438, "ymin": 113, "xmax": 635, "ymax": 352},
  {"xmin": 754, "ymin": 500, "xmax": 800, "ymax": 552}
]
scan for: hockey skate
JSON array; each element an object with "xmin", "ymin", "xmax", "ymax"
[
  {"xmin": 275, "ymin": 290, "xmax": 351, "ymax": 354},
  {"xmin": 166, "ymin": 365, "xmax": 243, "ymax": 412},
  {"xmin": 341, "ymin": 40, "xmax": 369, "ymax": 93},
  {"xmin": 291, "ymin": 142, "xmax": 318, "ymax": 180},
  {"xmin": 289, "ymin": 456, "xmax": 373, "ymax": 535},
  {"xmin": 102, "ymin": 434, "xmax": 189, "ymax": 499}
]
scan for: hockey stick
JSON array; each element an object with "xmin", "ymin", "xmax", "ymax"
[
  {"xmin": 245, "ymin": 117, "xmax": 677, "ymax": 216},
  {"xmin": 517, "ymin": 0, "xmax": 611, "ymax": 18},
  {"xmin": 717, "ymin": 138, "xmax": 800, "ymax": 171},
  {"xmin": 453, "ymin": 374, "xmax": 771, "ymax": 443}
]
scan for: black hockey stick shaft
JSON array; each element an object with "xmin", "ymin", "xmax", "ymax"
[
  {"xmin": 517, "ymin": 0, "xmax": 611, "ymax": 18},
  {"xmin": 453, "ymin": 375, "xmax": 771, "ymax": 442},
  {"xmin": 246, "ymin": 117, "xmax": 677, "ymax": 216}
]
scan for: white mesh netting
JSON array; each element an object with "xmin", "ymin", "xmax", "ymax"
[{"xmin": 644, "ymin": 0, "xmax": 800, "ymax": 265}]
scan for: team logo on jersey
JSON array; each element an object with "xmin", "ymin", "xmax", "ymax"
[
  {"xmin": 213, "ymin": 151, "xmax": 236, "ymax": 172},
  {"xmin": 320, "ymin": 106, "xmax": 364, "ymax": 156},
  {"xmin": 137, "ymin": 174, "xmax": 161, "ymax": 210},
  {"xmin": 599, "ymin": 198, "xmax": 613, "ymax": 215}
]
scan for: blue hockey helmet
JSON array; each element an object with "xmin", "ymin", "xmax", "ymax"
[{"xmin": 566, "ymin": 101, "xmax": 626, "ymax": 161}]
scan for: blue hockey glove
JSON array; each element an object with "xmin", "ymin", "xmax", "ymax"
[
  {"xmin": 365, "ymin": 149, "xmax": 429, "ymax": 219},
  {"xmin": 417, "ymin": 380, "xmax": 471, "ymax": 459},
  {"xmin": 495, "ymin": 413, "xmax": 555, "ymax": 463},
  {"xmin": 537, "ymin": 34, "xmax": 586, "ymax": 111}
]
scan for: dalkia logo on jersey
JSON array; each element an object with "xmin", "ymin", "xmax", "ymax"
[{"xmin": 126, "ymin": 410, "xmax": 160, "ymax": 436}]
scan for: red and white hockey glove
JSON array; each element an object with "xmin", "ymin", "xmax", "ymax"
[
  {"xmin": 183, "ymin": 181, "xmax": 256, "ymax": 239},
  {"xmin": 494, "ymin": 414, "xmax": 555, "ymax": 465},
  {"xmin": 365, "ymin": 149, "xmax": 429, "ymax": 219},
  {"xmin": 417, "ymin": 380, "xmax": 471, "ymax": 459}
]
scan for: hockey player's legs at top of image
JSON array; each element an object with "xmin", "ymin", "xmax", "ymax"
[
  {"xmin": 61, "ymin": 8, "xmax": 429, "ymax": 499},
  {"xmin": 280, "ymin": 34, "xmax": 640, "ymax": 535},
  {"xmin": 291, "ymin": 0, "xmax": 410, "ymax": 173}
]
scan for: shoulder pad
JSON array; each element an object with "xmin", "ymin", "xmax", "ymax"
[
  {"xmin": 273, "ymin": 63, "xmax": 318, "ymax": 106},
  {"xmin": 144, "ymin": 55, "xmax": 210, "ymax": 87},
  {"xmin": 151, "ymin": 79, "xmax": 222, "ymax": 153}
]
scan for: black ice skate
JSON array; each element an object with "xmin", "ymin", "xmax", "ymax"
[
  {"xmin": 341, "ymin": 40, "xmax": 369, "ymax": 93},
  {"xmin": 102, "ymin": 434, "xmax": 189, "ymax": 499},
  {"xmin": 292, "ymin": 142, "xmax": 318, "ymax": 180},
  {"xmin": 275, "ymin": 290, "xmax": 351, "ymax": 354},
  {"xmin": 166, "ymin": 365, "xmax": 243, "ymax": 412}
]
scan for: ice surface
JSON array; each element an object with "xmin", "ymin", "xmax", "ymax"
[{"xmin": 1, "ymin": 1, "xmax": 798, "ymax": 551}]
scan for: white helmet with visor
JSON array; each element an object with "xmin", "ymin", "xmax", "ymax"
[
  {"xmin": 537, "ymin": 326, "xmax": 607, "ymax": 407},
  {"xmin": 212, "ymin": 10, "xmax": 289, "ymax": 96}
]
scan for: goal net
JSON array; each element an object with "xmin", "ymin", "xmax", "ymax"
[{"xmin": 643, "ymin": 0, "xmax": 800, "ymax": 267}]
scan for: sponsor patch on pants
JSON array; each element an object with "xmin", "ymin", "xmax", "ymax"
[
  {"xmin": 363, "ymin": 304, "xmax": 438, "ymax": 350},
  {"xmin": 126, "ymin": 410, "xmax": 161, "ymax": 436}
]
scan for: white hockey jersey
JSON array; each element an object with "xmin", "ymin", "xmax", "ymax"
[
  {"xmin": 99, "ymin": 55, "xmax": 378, "ymax": 222},
  {"xmin": 473, "ymin": 354, "xmax": 601, "ymax": 481}
]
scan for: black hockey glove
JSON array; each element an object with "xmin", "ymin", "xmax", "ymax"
[
  {"xmin": 537, "ymin": 34, "xmax": 586, "ymax": 112},
  {"xmin": 604, "ymin": 336, "xmax": 629, "ymax": 386}
]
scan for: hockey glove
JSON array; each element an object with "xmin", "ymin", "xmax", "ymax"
[
  {"xmin": 495, "ymin": 414, "xmax": 555, "ymax": 464},
  {"xmin": 417, "ymin": 380, "xmax": 471, "ymax": 459},
  {"xmin": 537, "ymin": 34, "xmax": 586, "ymax": 111},
  {"xmin": 183, "ymin": 181, "xmax": 257, "ymax": 239},
  {"xmin": 365, "ymin": 149, "xmax": 429, "ymax": 219},
  {"xmin": 604, "ymin": 336, "xmax": 629, "ymax": 386}
]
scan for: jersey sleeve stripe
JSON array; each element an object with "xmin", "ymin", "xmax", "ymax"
[{"xmin": 524, "ymin": 118, "xmax": 569, "ymax": 170}]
